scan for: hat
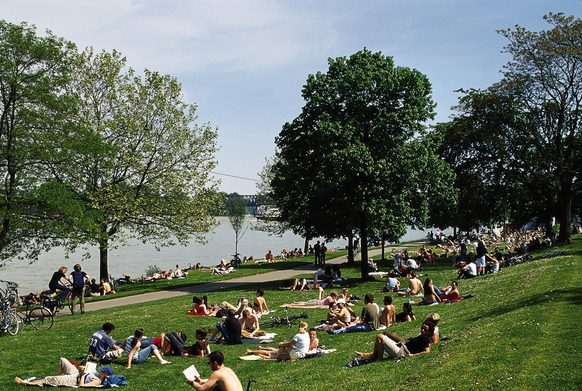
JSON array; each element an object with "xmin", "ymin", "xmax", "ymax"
[
  {"xmin": 336, "ymin": 298, "xmax": 346, "ymax": 305},
  {"xmin": 98, "ymin": 366, "xmax": 114, "ymax": 376}
]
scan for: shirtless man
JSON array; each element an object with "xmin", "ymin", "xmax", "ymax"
[
  {"xmin": 187, "ymin": 351, "xmax": 243, "ymax": 391},
  {"xmin": 239, "ymin": 309, "xmax": 264, "ymax": 338},
  {"xmin": 398, "ymin": 272, "xmax": 423, "ymax": 296}
]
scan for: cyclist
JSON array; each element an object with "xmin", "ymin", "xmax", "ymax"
[
  {"xmin": 49, "ymin": 266, "xmax": 71, "ymax": 303},
  {"xmin": 69, "ymin": 264, "xmax": 89, "ymax": 314}
]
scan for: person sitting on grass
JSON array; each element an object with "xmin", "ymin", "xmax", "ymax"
[
  {"xmin": 186, "ymin": 351, "xmax": 243, "ymax": 391},
  {"xmin": 245, "ymin": 321, "xmax": 310, "ymax": 361},
  {"xmin": 395, "ymin": 302, "xmax": 416, "ymax": 323},
  {"xmin": 320, "ymin": 299, "xmax": 351, "ymax": 331},
  {"xmin": 185, "ymin": 328, "xmax": 211, "ymax": 357},
  {"xmin": 308, "ymin": 328, "xmax": 319, "ymax": 352},
  {"xmin": 354, "ymin": 322, "xmax": 434, "ymax": 362},
  {"xmin": 239, "ymin": 309, "xmax": 266, "ymax": 338},
  {"xmin": 421, "ymin": 278, "xmax": 442, "ymax": 305},
  {"xmin": 125, "ymin": 328, "xmax": 171, "ymax": 368},
  {"xmin": 88, "ymin": 322, "xmax": 124, "ymax": 363},
  {"xmin": 253, "ymin": 289, "xmax": 270, "ymax": 314},
  {"xmin": 440, "ymin": 281, "xmax": 461, "ymax": 302},
  {"xmin": 188, "ymin": 296, "xmax": 219, "ymax": 316},
  {"xmin": 15, "ymin": 358, "xmax": 114, "ymax": 388},
  {"xmin": 397, "ymin": 272, "xmax": 423, "ymax": 297},
  {"xmin": 384, "ymin": 272, "xmax": 401, "ymax": 292},
  {"xmin": 379, "ymin": 296, "xmax": 396, "ymax": 327},
  {"xmin": 457, "ymin": 259, "xmax": 478, "ymax": 279},
  {"xmin": 210, "ymin": 310, "xmax": 242, "ymax": 345},
  {"xmin": 329, "ymin": 293, "xmax": 380, "ymax": 334}
]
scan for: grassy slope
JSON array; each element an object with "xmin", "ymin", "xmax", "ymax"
[{"xmin": 0, "ymin": 241, "xmax": 580, "ymax": 391}]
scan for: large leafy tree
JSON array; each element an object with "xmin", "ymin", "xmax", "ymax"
[
  {"xmin": 0, "ymin": 21, "xmax": 80, "ymax": 262},
  {"xmin": 498, "ymin": 13, "xmax": 581, "ymax": 242},
  {"xmin": 56, "ymin": 49, "xmax": 219, "ymax": 280},
  {"xmin": 271, "ymin": 49, "xmax": 455, "ymax": 280}
]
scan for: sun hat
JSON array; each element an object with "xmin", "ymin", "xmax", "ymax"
[{"xmin": 98, "ymin": 366, "xmax": 114, "ymax": 376}]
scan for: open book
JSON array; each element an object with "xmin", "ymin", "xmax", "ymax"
[{"xmin": 183, "ymin": 365, "xmax": 201, "ymax": 382}]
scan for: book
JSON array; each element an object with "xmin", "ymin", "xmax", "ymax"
[{"xmin": 183, "ymin": 365, "xmax": 200, "ymax": 382}]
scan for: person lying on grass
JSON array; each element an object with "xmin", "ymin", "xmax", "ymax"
[
  {"xmin": 125, "ymin": 328, "xmax": 171, "ymax": 368},
  {"xmin": 15, "ymin": 358, "xmax": 114, "ymax": 387},
  {"xmin": 186, "ymin": 351, "xmax": 243, "ymax": 391},
  {"xmin": 244, "ymin": 321, "xmax": 310, "ymax": 360},
  {"xmin": 354, "ymin": 322, "xmax": 434, "ymax": 362},
  {"xmin": 292, "ymin": 290, "xmax": 338, "ymax": 307}
]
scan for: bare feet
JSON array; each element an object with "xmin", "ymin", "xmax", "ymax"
[
  {"xmin": 15, "ymin": 377, "xmax": 42, "ymax": 387},
  {"xmin": 160, "ymin": 360, "xmax": 171, "ymax": 365}
]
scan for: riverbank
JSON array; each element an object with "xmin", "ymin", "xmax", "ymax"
[{"xmin": 1, "ymin": 237, "xmax": 579, "ymax": 390}]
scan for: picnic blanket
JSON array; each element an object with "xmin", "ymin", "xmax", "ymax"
[
  {"xmin": 241, "ymin": 333, "xmax": 277, "ymax": 344},
  {"xmin": 239, "ymin": 348, "xmax": 337, "ymax": 361}
]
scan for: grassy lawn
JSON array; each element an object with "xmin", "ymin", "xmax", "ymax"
[
  {"xmin": 1, "ymin": 239, "xmax": 580, "ymax": 390},
  {"xmin": 85, "ymin": 250, "xmax": 348, "ymax": 302}
]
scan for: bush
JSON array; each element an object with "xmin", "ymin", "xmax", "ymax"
[{"xmin": 144, "ymin": 265, "xmax": 161, "ymax": 277}]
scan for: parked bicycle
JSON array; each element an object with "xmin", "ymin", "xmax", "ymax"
[
  {"xmin": 40, "ymin": 289, "xmax": 74, "ymax": 315},
  {"xmin": 0, "ymin": 281, "xmax": 22, "ymax": 336},
  {"xmin": 19, "ymin": 298, "xmax": 54, "ymax": 330}
]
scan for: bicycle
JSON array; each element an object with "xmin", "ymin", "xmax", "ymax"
[
  {"xmin": 261, "ymin": 307, "xmax": 309, "ymax": 328},
  {"xmin": 41, "ymin": 289, "xmax": 74, "ymax": 315},
  {"xmin": 18, "ymin": 299, "xmax": 55, "ymax": 330},
  {"xmin": 0, "ymin": 284, "xmax": 22, "ymax": 336}
]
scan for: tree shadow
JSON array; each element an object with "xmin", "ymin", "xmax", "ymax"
[{"xmin": 469, "ymin": 288, "xmax": 582, "ymax": 321}]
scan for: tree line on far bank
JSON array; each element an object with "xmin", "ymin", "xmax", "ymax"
[{"xmin": 263, "ymin": 13, "xmax": 581, "ymax": 280}]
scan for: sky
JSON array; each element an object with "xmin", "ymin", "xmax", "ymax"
[{"xmin": 2, "ymin": 0, "xmax": 580, "ymax": 194}]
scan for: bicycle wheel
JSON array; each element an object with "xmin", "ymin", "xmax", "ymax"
[
  {"xmin": 5, "ymin": 311, "xmax": 22, "ymax": 335},
  {"xmin": 28, "ymin": 307, "xmax": 54, "ymax": 330},
  {"xmin": 68, "ymin": 298, "xmax": 75, "ymax": 315}
]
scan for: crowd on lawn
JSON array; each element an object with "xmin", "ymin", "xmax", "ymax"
[{"xmin": 14, "ymin": 228, "xmax": 557, "ymax": 389}]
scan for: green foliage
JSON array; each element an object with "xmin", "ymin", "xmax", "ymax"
[
  {"xmin": 271, "ymin": 48, "xmax": 456, "ymax": 278},
  {"xmin": 54, "ymin": 49, "xmax": 219, "ymax": 280},
  {"xmin": 0, "ymin": 20, "xmax": 79, "ymax": 262},
  {"xmin": 226, "ymin": 193, "xmax": 247, "ymax": 255},
  {"xmin": 144, "ymin": 265, "xmax": 161, "ymax": 277}
]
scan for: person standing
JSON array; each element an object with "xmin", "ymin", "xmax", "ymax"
[
  {"xmin": 69, "ymin": 264, "xmax": 89, "ymax": 314},
  {"xmin": 187, "ymin": 351, "xmax": 243, "ymax": 391},
  {"xmin": 313, "ymin": 241, "xmax": 321, "ymax": 266},
  {"xmin": 320, "ymin": 242, "xmax": 327, "ymax": 265}
]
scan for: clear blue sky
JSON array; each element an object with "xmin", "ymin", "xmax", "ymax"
[{"xmin": 2, "ymin": 0, "xmax": 580, "ymax": 194}]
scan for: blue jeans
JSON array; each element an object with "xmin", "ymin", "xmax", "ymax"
[
  {"xmin": 331, "ymin": 323, "xmax": 373, "ymax": 334},
  {"xmin": 133, "ymin": 345, "xmax": 158, "ymax": 364}
]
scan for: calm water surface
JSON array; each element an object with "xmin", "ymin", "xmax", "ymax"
[{"xmin": 0, "ymin": 217, "xmax": 430, "ymax": 294}]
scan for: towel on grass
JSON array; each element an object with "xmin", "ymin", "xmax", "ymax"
[
  {"xmin": 241, "ymin": 333, "xmax": 277, "ymax": 344},
  {"xmin": 279, "ymin": 303, "xmax": 325, "ymax": 309}
]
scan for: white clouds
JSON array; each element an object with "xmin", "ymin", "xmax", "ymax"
[{"xmin": 1, "ymin": 0, "xmax": 338, "ymax": 74}]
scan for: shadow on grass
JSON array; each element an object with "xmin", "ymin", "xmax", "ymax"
[{"xmin": 470, "ymin": 288, "xmax": 582, "ymax": 321}]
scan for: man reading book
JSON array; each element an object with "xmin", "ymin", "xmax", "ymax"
[{"xmin": 185, "ymin": 351, "xmax": 242, "ymax": 391}]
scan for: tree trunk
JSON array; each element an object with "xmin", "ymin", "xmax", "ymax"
[
  {"xmin": 557, "ymin": 176, "xmax": 573, "ymax": 243},
  {"xmin": 99, "ymin": 239, "xmax": 109, "ymax": 282},
  {"xmin": 360, "ymin": 225, "xmax": 369, "ymax": 281},
  {"xmin": 544, "ymin": 195, "xmax": 555, "ymax": 238},
  {"xmin": 347, "ymin": 233, "xmax": 354, "ymax": 264},
  {"xmin": 381, "ymin": 236, "xmax": 385, "ymax": 260},
  {"xmin": 304, "ymin": 236, "xmax": 309, "ymax": 255}
]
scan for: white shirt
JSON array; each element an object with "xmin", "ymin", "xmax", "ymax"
[
  {"xmin": 293, "ymin": 332, "xmax": 310, "ymax": 354},
  {"xmin": 463, "ymin": 262, "xmax": 477, "ymax": 276}
]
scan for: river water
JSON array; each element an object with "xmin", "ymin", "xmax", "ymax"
[{"xmin": 0, "ymin": 217, "xmax": 431, "ymax": 294}]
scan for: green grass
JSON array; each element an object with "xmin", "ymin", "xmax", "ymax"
[
  {"xmin": 1, "ymin": 240, "xmax": 580, "ymax": 390},
  {"xmin": 84, "ymin": 250, "xmax": 348, "ymax": 302}
]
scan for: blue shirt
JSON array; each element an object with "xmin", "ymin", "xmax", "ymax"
[{"xmin": 89, "ymin": 330, "xmax": 114, "ymax": 358}]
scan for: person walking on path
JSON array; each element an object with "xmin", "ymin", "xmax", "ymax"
[
  {"xmin": 313, "ymin": 241, "xmax": 321, "ymax": 266},
  {"xmin": 69, "ymin": 264, "xmax": 89, "ymax": 314}
]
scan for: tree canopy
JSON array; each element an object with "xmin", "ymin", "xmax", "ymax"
[{"xmin": 271, "ymin": 48, "xmax": 456, "ymax": 279}]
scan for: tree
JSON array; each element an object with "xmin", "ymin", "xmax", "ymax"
[
  {"xmin": 498, "ymin": 13, "xmax": 581, "ymax": 242},
  {"xmin": 271, "ymin": 49, "xmax": 456, "ymax": 280},
  {"xmin": 0, "ymin": 21, "xmax": 80, "ymax": 262},
  {"xmin": 56, "ymin": 49, "xmax": 219, "ymax": 280},
  {"xmin": 226, "ymin": 193, "xmax": 248, "ymax": 258}
]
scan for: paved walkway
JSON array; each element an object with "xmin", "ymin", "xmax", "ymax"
[{"xmin": 84, "ymin": 243, "xmax": 423, "ymax": 312}]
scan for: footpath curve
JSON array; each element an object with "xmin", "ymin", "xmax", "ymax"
[{"xmin": 84, "ymin": 243, "xmax": 423, "ymax": 312}]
